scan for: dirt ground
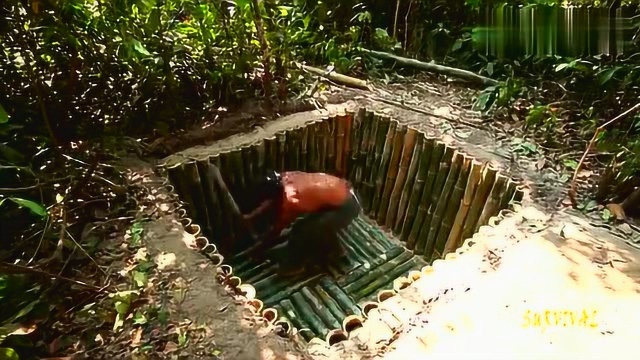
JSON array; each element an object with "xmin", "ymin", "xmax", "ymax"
[{"xmin": 307, "ymin": 206, "xmax": 640, "ymax": 360}]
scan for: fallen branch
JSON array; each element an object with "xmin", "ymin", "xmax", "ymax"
[
  {"xmin": 0, "ymin": 262, "xmax": 107, "ymax": 292},
  {"xmin": 568, "ymin": 102, "xmax": 640, "ymax": 207},
  {"xmin": 361, "ymin": 48, "xmax": 499, "ymax": 87},
  {"xmin": 298, "ymin": 63, "xmax": 371, "ymax": 90}
]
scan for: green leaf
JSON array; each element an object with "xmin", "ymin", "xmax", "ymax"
[
  {"xmin": 131, "ymin": 39, "xmax": 151, "ymax": 57},
  {"xmin": 554, "ymin": 63, "xmax": 569, "ymax": 72},
  {"xmin": 598, "ymin": 67, "xmax": 620, "ymax": 85},
  {"xmin": 2, "ymin": 198, "xmax": 48, "ymax": 218},
  {"xmin": 485, "ymin": 62, "xmax": 494, "ymax": 76},
  {"xmin": 133, "ymin": 311, "xmax": 148, "ymax": 325},
  {"xmin": 132, "ymin": 271, "xmax": 147, "ymax": 288},
  {"xmin": 601, "ymin": 208, "xmax": 612, "ymax": 221},
  {"xmin": 562, "ymin": 159, "xmax": 578, "ymax": 170},
  {"xmin": 0, "ymin": 348, "xmax": 19, "ymax": 360},
  {"xmin": 0, "ymin": 105, "xmax": 8, "ymax": 124}
]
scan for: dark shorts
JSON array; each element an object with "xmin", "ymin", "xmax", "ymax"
[{"xmin": 279, "ymin": 189, "xmax": 362, "ymax": 269}]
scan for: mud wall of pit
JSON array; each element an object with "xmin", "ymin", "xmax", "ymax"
[{"xmin": 156, "ymin": 107, "xmax": 524, "ymax": 345}]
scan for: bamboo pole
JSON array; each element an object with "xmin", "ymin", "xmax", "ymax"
[
  {"xmin": 338, "ymin": 247, "xmax": 404, "ymax": 287},
  {"xmin": 197, "ymin": 157, "xmax": 223, "ymax": 240},
  {"xmin": 339, "ymin": 231, "xmax": 377, "ymax": 262},
  {"xmin": 319, "ymin": 277, "xmax": 360, "ymax": 316},
  {"xmin": 409, "ymin": 144, "xmax": 449, "ymax": 254},
  {"xmin": 353, "ymin": 258, "xmax": 420, "ymax": 301},
  {"xmin": 291, "ymin": 292, "xmax": 329, "ymax": 338},
  {"xmin": 230, "ymin": 149, "xmax": 246, "ymax": 192},
  {"xmin": 280, "ymin": 299, "xmax": 314, "ymax": 342},
  {"xmin": 432, "ymin": 155, "xmax": 472, "ymax": 261},
  {"xmin": 443, "ymin": 159, "xmax": 482, "ymax": 256},
  {"xmin": 386, "ymin": 127, "xmax": 418, "ymax": 229},
  {"xmin": 261, "ymin": 274, "xmax": 325, "ymax": 306},
  {"xmin": 343, "ymin": 110, "xmax": 355, "ymax": 176},
  {"xmin": 498, "ymin": 179, "xmax": 517, "ymax": 210},
  {"xmin": 241, "ymin": 145, "xmax": 254, "ymax": 185},
  {"xmin": 252, "ymin": 140, "xmax": 266, "ymax": 179},
  {"xmin": 317, "ymin": 118, "xmax": 330, "ymax": 173},
  {"xmin": 301, "ymin": 125, "xmax": 310, "ymax": 171},
  {"xmin": 370, "ymin": 118, "xmax": 397, "ymax": 218},
  {"xmin": 301, "ymin": 287, "xmax": 341, "ymax": 329},
  {"xmin": 475, "ymin": 174, "xmax": 508, "ymax": 231},
  {"xmin": 421, "ymin": 151, "xmax": 463, "ymax": 259},
  {"xmin": 343, "ymin": 250, "xmax": 414, "ymax": 295},
  {"xmin": 401, "ymin": 138, "xmax": 434, "ymax": 243},
  {"xmin": 352, "ymin": 217, "xmax": 394, "ymax": 251},
  {"xmin": 166, "ymin": 163, "xmax": 197, "ymax": 225},
  {"xmin": 307, "ymin": 121, "xmax": 320, "ymax": 172},
  {"xmin": 335, "ymin": 110, "xmax": 347, "ymax": 177},
  {"xmin": 348, "ymin": 222, "xmax": 387, "ymax": 254},
  {"xmin": 361, "ymin": 112, "xmax": 381, "ymax": 212},
  {"xmin": 460, "ymin": 164, "xmax": 498, "ymax": 242},
  {"xmin": 326, "ymin": 115, "xmax": 337, "ymax": 174},
  {"xmin": 313, "ymin": 284, "xmax": 347, "ymax": 323},
  {"xmin": 394, "ymin": 133, "xmax": 424, "ymax": 235},
  {"xmin": 264, "ymin": 136, "xmax": 278, "ymax": 172},
  {"xmin": 288, "ymin": 127, "xmax": 303, "ymax": 170},
  {"xmin": 276, "ymin": 132, "xmax": 287, "ymax": 172},
  {"xmin": 182, "ymin": 161, "xmax": 212, "ymax": 236},
  {"xmin": 348, "ymin": 108, "xmax": 366, "ymax": 184},
  {"xmin": 211, "ymin": 155, "xmax": 236, "ymax": 252}
]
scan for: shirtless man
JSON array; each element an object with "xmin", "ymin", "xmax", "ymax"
[{"xmin": 242, "ymin": 170, "xmax": 362, "ymax": 276}]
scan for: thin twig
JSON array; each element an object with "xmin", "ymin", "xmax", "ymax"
[
  {"xmin": 568, "ymin": 102, "xmax": 640, "ymax": 207},
  {"xmin": 0, "ymin": 262, "xmax": 106, "ymax": 292}
]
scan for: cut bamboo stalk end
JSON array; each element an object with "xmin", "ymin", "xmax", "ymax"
[
  {"xmin": 342, "ymin": 315, "xmax": 364, "ymax": 333},
  {"xmin": 326, "ymin": 329, "xmax": 348, "ymax": 346},
  {"xmin": 247, "ymin": 299, "xmax": 264, "ymax": 314},
  {"xmin": 392, "ymin": 276, "xmax": 412, "ymax": 292},
  {"xmin": 263, "ymin": 308, "xmax": 278, "ymax": 324},
  {"xmin": 361, "ymin": 302, "xmax": 379, "ymax": 319},
  {"xmin": 377, "ymin": 290, "xmax": 396, "ymax": 303}
]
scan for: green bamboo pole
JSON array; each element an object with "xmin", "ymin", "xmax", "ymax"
[
  {"xmin": 335, "ymin": 111, "xmax": 347, "ymax": 177},
  {"xmin": 443, "ymin": 159, "xmax": 482, "ymax": 256},
  {"xmin": 352, "ymin": 258, "xmax": 420, "ymax": 301},
  {"xmin": 166, "ymin": 163, "xmax": 196, "ymax": 224},
  {"xmin": 326, "ymin": 115, "xmax": 337, "ymax": 174},
  {"xmin": 301, "ymin": 125, "xmax": 310, "ymax": 171},
  {"xmin": 421, "ymin": 151, "xmax": 464, "ymax": 259},
  {"xmin": 352, "ymin": 217, "xmax": 394, "ymax": 251},
  {"xmin": 347, "ymin": 222, "xmax": 387, "ymax": 254},
  {"xmin": 319, "ymin": 277, "xmax": 360, "ymax": 316},
  {"xmin": 280, "ymin": 299, "xmax": 314, "ymax": 342},
  {"xmin": 306, "ymin": 121, "xmax": 319, "ymax": 172},
  {"xmin": 291, "ymin": 292, "xmax": 329, "ymax": 338},
  {"xmin": 230, "ymin": 149, "xmax": 246, "ymax": 191},
  {"xmin": 197, "ymin": 157, "xmax": 223, "ymax": 240},
  {"xmin": 432, "ymin": 155, "xmax": 472, "ymax": 261},
  {"xmin": 317, "ymin": 118, "xmax": 330, "ymax": 173},
  {"xmin": 370, "ymin": 119, "xmax": 397, "ymax": 218},
  {"xmin": 338, "ymin": 246, "xmax": 404, "ymax": 287},
  {"xmin": 339, "ymin": 230, "xmax": 379, "ymax": 260},
  {"xmin": 252, "ymin": 140, "xmax": 266, "ymax": 179},
  {"xmin": 276, "ymin": 132, "xmax": 287, "ymax": 172},
  {"xmin": 343, "ymin": 250, "xmax": 414, "ymax": 295},
  {"xmin": 460, "ymin": 164, "xmax": 498, "ymax": 242},
  {"xmin": 348, "ymin": 108, "xmax": 365, "ymax": 184},
  {"xmin": 409, "ymin": 144, "xmax": 449, "ymax": 254},
  {"xmin": 402, "ymin": 138, "xmax": 434, "ymax": 244},
  {"xmin": 245, "ymin": 264, "xmax": 278, "ymax": 284},
  {"xmin": 261, "ymin": 274, "xmax": 325, "ymax": 307},
  {"xmin": 264, "ymin": 136, "xmax": 278, "ymax": 172},
  {"xmin": 241, "ymin": 145, "xmax": 254, "ymax": 185},
  {"xmin": 301, "ymin": 287, "xmax": 341, "ymax": 329},
  {"xmin": 393, "ymin": 133, "xmax": 424, "ymax": 235},
  {"xmin": 342, "ymin": 110, "xmax": 355, "ymax": 176},
  {"xmin": 360, "ymin": 112, "xmax": 380, "ymax": 212},
  {"xmin": 182, "ymin": 161, "xmax": 212, "ymax": 236},
  {"xmin": 386, "ymin": 127, "xmax": 418, "ymax": 229},
  {"xmin": 211, "ymin": 155, "xmax": 235, "ymax": 251},
  {"xmin": 285, "ymin": 128, "xmax": 300, "ymax": 170},
  {"xmin": 236, "ymin": 262, "xmax": 273, "ymax": 281},
  {"xmin": 475, "ymin": 174, "xmax": 508, "ymax": 231},
  {"xmin": 313, "ymin": 284, "xmax": 347, "ymax": 323}
]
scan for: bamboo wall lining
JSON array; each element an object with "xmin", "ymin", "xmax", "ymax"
[{"xmin": 157, "ymin": 107, "xmax": 525, "ymax": 345}]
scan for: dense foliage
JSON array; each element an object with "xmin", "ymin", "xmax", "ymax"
[{"xmin": 1, "ymin": 0, "xmax": 639, "ymax": 358}]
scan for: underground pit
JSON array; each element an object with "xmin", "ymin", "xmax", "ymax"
[{"xmin": 157, "ymin": 107, "xmax": 524, "ymax": 344}]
